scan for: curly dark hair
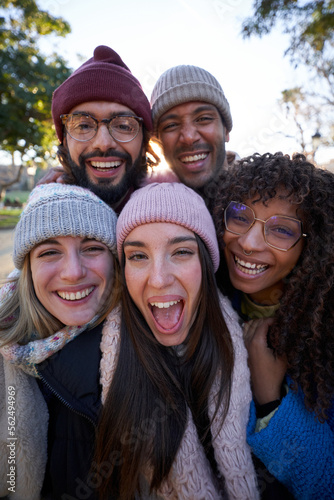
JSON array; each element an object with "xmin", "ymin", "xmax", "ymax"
[{"xmin": 213, "ymin": 152, "xmax": 334, "ymax": 421}]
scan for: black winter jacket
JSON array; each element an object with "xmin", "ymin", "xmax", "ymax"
[{"xmin": 36, "ymin": 324, "xmax": 103, "ymax": 500}]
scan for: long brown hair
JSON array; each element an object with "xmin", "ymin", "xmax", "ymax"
[{"xmin": 94, "ymin": 236, "xmax": 234, "ymax": 499}]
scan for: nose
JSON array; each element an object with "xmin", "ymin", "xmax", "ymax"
[
  {"xmin": 59, "ymin": 251, "xmax": 87, "ymax": 282},
  {"xmin": 179, "ymin": 122, "xmax": 200, "ymax": 145},
  {"xmin": 238, "ymin": 221, "xmax": 267, "ymax": 254},
  {"xmin": 147, "ymin": 259, "xmax": 174, "ymax": 289},
  {"xmin": 90, "ymin": 123, "xmax": 118, "ymax": 151}
]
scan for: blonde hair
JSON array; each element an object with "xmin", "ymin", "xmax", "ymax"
[{"xmin": 0, "ymin": 253, "xmax": 121, "ymax": 347}]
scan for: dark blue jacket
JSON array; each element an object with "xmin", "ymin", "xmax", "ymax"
[{"xmin": 36, "ymin": 324, "xmax": 103, "ymax": 500}]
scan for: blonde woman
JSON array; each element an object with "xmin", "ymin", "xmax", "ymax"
[{"xmin": 0, "ymin": 183, "xmax": 119, "ymax": 499}]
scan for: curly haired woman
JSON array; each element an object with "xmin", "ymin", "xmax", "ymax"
[{"xmin": 214, "ymin": 152, "xmax": 334, "ymax": 500}]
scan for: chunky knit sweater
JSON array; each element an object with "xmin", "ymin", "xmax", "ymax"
[
  {"xmin": 100, "ymin": 295, "xmax": 259, "ymax": 500},
  {"xmin": 247, "ymin": 386, "xmax": 334, "ymax": 499}
]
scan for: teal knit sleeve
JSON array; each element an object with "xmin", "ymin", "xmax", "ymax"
[{"xmin": 247, "ymin": 390, "xmax": 334, "ymax": 499}]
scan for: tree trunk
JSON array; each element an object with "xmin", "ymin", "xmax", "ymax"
[
  {"xmin": 0, "ymin": 186, "xmax": 6, "ymax": 205},
  {"xmin": 0, "ymin": 153, "xmax": 25, "ymax": 205}
]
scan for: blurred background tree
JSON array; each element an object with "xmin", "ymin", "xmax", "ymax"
[
  {"xmin": 279, "ymin": 86, "xmax": 333, "ymax": 162},
  {"xmin": 0, "ymin": 0, "xmax": 71, "ymax": 201},
  {"xmin": 242, "ymin": 0, "xmax": 334, "ymax": 163}
]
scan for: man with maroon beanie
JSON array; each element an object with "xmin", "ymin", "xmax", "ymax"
[{"xmin": 50, "ymin": 45, "xmax": 157, "ymax": 213}]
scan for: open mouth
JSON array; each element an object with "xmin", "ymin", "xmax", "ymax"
[
  {"xmin": 90, "ymin": 160, "xmax": 122, "ymax": 172},
  {"xmin": 180, "ymin": 153, "xmax": 208, "ymax": 164},
  {"xmin": 149, "ymin": 299, "xmax": 184, "ymax": 331},
  {"xmin": 57, "ymin": 286, "xmax": 94, "ymax": 301},
  {"xmin": 234, "ymin": 255, "xmax": 268, "ymax": 275}
]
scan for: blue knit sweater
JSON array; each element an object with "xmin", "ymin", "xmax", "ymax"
[{"xmin": 247, "ymin": 388, "xmax": 334, "ymax": 499}]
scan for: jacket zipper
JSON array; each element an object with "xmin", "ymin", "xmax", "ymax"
[{"xmin": 36, "ymin": 369, "xmax": 97, "ymax": 428}]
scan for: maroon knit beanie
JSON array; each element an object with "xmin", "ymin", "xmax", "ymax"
[{"xmin": 52, "ymin": 45, "xmax": 152, "ymax": 142}]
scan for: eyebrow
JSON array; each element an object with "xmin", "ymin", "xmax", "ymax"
[
  {"xmin": 33, "ymin": 239, "xmax": 61, "ymax": 249},
  {"xmin": 123, "ymin": 236, "xmax": 197, "ymax": 249},
  {"xmin": 159, "ymin": 104, "xmax": 217, "ymax": 125}
]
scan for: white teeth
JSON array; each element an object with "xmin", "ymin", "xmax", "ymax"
[
  {"xmin": 239, "ymin": 259, "xmax": 256, "ymax": 269},
  {"xmin": 182, "ymin": 153, "xmax": 207, "ymax": 163},
  {"xmin": 57, "ymin": 287, "xmax": 94, "ymax": 301},
  {"xmin": 150, "ymin": 300, "xmax": 180, "ymax": 309},
  {"xmin": 91, "ymin": 161, "xmax": 122, "ymax": 169},
  {"xmin": 234, "ymin": 256, "xmax": 268, "ymax": 275}
]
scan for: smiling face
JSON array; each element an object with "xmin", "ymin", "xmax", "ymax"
[
  {"xmin": 30, "ymin": 236, "xmax": 114, "ymax": 326},
  {"xmin": 64, "ymin": 101, "xmax": 145, "ymax": 206},
  {"xmin": 157, "ymin": 101, "xmax": 229, "ymax": 189},
  {"xmin": 123, "ymin": 223, "xmax": 202, "ymax": 346},
  {"xmin": 223, "ymin": 196, "xmax": 304, "ymax": 304}
]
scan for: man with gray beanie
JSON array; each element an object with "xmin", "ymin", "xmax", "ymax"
[
  {"xmin": 150, "ymin": 65, "xmax": 235, "ymax": 211},
  {"xmin": 44, "ymin": 45, "xmax": 158, "ymax": 213}
]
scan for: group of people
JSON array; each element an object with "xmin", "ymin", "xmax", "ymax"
[{"xmin": 0, "ymin": 45, "xmax": 333, "ymax": 500}]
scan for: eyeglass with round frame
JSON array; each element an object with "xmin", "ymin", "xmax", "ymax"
[
  {"xmin": 224, "ymin": 201, "xmax": 307, "ymax": 252},
  {"xmin": 60, "ymin": 113, "xmax": 143, "ymax": 143}
]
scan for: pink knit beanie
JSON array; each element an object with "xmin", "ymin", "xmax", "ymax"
[
  {"xmin": 52, "ymin": 45, "xmax": 152, "ymax": 142},
  {"xmin": 116, "ymin": 183, "xmax": 220, "ymax": 271}
]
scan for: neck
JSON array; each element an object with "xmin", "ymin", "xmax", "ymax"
[
  {"xmin": 110, "ymin": 186, "xmax": 134, "ymax": 214},
  {"xmin": 248, "ymin": 281, "xmax": 284, "ymax": 306}
]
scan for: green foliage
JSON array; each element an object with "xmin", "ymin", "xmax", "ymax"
[
  {"xmin": 0, "ymin": 0, "xmax": 72, "ymax": 163},
  {"xmin": 4, "ymin": 189, "xmax": 30, "ymax": 203},
  {"xmin": 242, "ymin": 1, "xmax": 334, "ymax": 65},
  {"xmin": 0, "ymin": 208, "xmax": 21, "ymax": 228}
]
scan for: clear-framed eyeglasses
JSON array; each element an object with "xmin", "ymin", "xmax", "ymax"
[
  {"xmin": 60, "ymin": 113, "xmax": 143, "ymax": 143},
  {"xmin": 224, "ymin": 201, "xmax": 307, "ymax": 252}
]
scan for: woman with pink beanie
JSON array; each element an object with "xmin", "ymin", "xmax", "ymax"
[{"xmin": 93, "ymin": 182, "xmax": 259, "ymax": 499}]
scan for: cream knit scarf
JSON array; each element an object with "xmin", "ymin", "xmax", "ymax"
[
  {"xmin": 100, "ymin": 297, "xmax": 259, "ymax": 500},
  {"xmin": 0, "ymin": 316, "xmax": 98, "ymax": 377}
]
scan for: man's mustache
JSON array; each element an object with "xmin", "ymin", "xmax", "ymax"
[
  {"xmin": 174, "ymin": 143, "xmax": 213, "ymax": 156},
  {"xmin": 80, "ymin": 149, "xmax": 130, "ymax": 162}
]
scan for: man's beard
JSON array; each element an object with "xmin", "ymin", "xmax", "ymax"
[{"xmin": 67, "ymin": 148, "xmax": 147, "ymax": 207}]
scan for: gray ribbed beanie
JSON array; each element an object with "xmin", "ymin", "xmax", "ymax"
[
  {"xmin": 150, "ymin": 65, "xmax": 232, "ymax": 133},
  {"xmin": 116, "ymin": 182, "xmax": 219, "ymax": 271},
  {"xmin": 14, "ymin": 183, "xmax": 118, "ymax": 269}
]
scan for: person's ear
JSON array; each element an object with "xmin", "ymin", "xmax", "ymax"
[{"xmin": 225, "ymin": 127, "xmax": 230, "ymax": 143}]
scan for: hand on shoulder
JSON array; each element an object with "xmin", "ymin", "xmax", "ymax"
[{"xmin": 37, "ymin": 166, "xmax": 67, "ymax": 185}]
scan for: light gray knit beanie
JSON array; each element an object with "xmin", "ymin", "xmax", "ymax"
[
  {"xmin": 150, "ymin": 65, "xmax": 232, "ymax": 133},
  {"xmin": 116, "ymin": 182, "xmax": 220, "ymax": 272},
  {"xmin": 14, "ymin": 183, "xmax": 118, "ymax": 269}
]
